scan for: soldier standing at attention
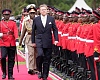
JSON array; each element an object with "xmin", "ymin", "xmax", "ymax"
[
  {"xmin": 0, "ymin": 9, "xmax": 19, "ymax": 80},
  {"xmin": 19, "ymin": 5, "xmax": 37, "ymax": 75}
]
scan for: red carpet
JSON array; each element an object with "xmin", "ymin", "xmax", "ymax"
[
  {"xmin": 0, "ymin": 50, "xmax": 62, "ymax": 80},
  {"xmin": 15, "ymin": 55, "xmax": 25, "ymax": 62},
  {"xmin": 0, "ymin": 65, "xmax": 52, "ymax": 80}
]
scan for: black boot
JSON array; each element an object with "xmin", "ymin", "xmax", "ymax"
[
  {"xmin": 8, "ymin": 75, "xmax": 15, "ymax": 80},
  {"xmin": 1, "ymin": 58, "xmax": 6, "ymax": 79},
  {"xmin": 8, "ymin": 53, "xmax": 15, "ymax": 80},
  {"xmin": 38, "ymin": 72, "xmax": 43, "ymax": 79},
  {"xmin": 2, "ymin": 73, "xmax": 6, "ymax": 79}
]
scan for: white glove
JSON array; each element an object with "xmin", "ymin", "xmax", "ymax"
[
  {"xmin": 0, "ymin": 33, "xmax": 3, "ymax": 37},
  {"xmin": 54, "ymin": 41, "xmax": 58, "ymax": 45},
  {"xmin": 94, "ymin": 57, "xmax": 99, "ymax": 61},
  {"xmin": 16, "ymin": 42, "xmax": 19, "ymax": 46}
]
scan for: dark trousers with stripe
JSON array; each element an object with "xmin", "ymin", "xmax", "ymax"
[
  {"xmin": 87, "ymin": 55, "xmax": 98, "ymax": 80},
  {"xmin": 71, "ymin": 51, "xmax": 78, "ymax": 64},
  {"xmin": 1, "ymin": 46, "xmax": 16, "ymax": 77},
  {"xmin": 96, "ymin": 62, "xmax": 100, "ymax": 80},
  {"xmin": 78, "ymin": 53, "xmax": 87, "ymax": 70}
]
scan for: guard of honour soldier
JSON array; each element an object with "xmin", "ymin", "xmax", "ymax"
[
  {"xmin": 48, "ymin": 6, "xmax": 100, "ymax": 80},
  {"xmin": 0, "ymin": 3, "xmax": 100, "ymax": 80},
  {"xmin": 50, "ymin": 7, "xmax": 100, "ymax": 80},
  {"xmin": 0, "ymin": 9, "xmax": 19, "ymax": 80}
]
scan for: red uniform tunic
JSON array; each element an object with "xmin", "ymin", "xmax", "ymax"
[
  {"xmin": 70, "ymin": 23, "xmax": 80, "ymax": 51},
  {"xmin": 77, "ymin": 24, "xmax": 88, "ymax": 54},
  {"xmin": 52, "ymin": 20, "xmax": 59, "ymax": 44},
  {"xmin": 67, "ymin": 23, "xmax": 73, "ymax": 50},
  {"xmin": 93, "ymin": 23, "xmax": 100, "ymax": 80},
  {"xmin": 0, "ymin": 20, "xmax": 18, "ymax": 46},
  {"xmin": 55, "ymin": 20, "xmax": 59, "ymax": 25},
  {"xmin": 75, "ymin": 24, "xmax": 82, "ymax": 52},
  {"xmin": 57, "ymin": 20, "xmax": 63, "ymax": 47},
  {"xmin": 61, "ymin": 23, "xmax": 70, "ymax": 49},
  {"xmin": 93, "ymin": 23, "xmax": 100, "ymax": 53},
  {"xmin": 84, "ymin": 24, "xmax": 94, "ymax": 57},
  {"xmin": 85, "ymin": 23, "xmax": 98, "ymax": 80},
  {"xmin": 67, "ymin": 23, "xmax": 80, "ymax": 51}
]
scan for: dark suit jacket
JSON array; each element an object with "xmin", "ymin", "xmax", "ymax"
[{"xmin": 32, "ymin": 15, "xmax": 58, "ymax": 48}]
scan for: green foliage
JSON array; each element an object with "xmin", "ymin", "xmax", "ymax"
[
  {"xmin": 2, "ymin": 0, "xmax": 100, "ymax": 16},
  {"xmin": 54, "ymin": 2, "xmax": 70, "ymax": 11},
  {"xmin": 49, "ymin": 0, "xmax": 75, "ymax": 11},
  {"xmin": 10, "ymin": 0, "xmax": 28, "ymax": 15},
  {"xmin": 85, "ymin": 0, "xmax": 100, "ymax": 9},
  {"xmin": 85, "ymin": 0, "xmax": 93, "ymax": 8}
]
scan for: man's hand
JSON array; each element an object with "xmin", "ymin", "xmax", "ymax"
[
  {"xmin": 54, "ymin": 41, "xmax": 58, "ymax": 45},
  {"xmin": 16, "ymin": 42, "xmax": 20, "ymax": 49},
  {"xmin": 32, "ymin": 43, "xmax": 36, "ymax": 47}
]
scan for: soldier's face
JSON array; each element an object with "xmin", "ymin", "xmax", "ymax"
[
  {"xmin": 29, "ymin": 12, "xmax": 35, "ymax": 19},
  {"xmin": 3, "ymin": 14, "xmax": 10, "ymax": 20},
  {"xmin": 89, "ymin": 16, "xmax": 95, "ymax": 22}
]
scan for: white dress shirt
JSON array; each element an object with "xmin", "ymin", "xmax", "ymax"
[{"xmin": 41, "ymin": 15, "xmax": 47, "ymax": 27}]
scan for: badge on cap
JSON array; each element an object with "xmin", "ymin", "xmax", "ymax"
[
  {"xmin": 3, "ymin": 11, "xmax": 10, "ymax": 14},
  {"xmin": 29, "ymin": 9, "xmax": 35, "ymax": 13},
  {"xmin": 2, "ymin": 9, "xmax": 11, "ymax": 15}
]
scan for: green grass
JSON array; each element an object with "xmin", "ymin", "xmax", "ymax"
[
  {"xmin": 17, "ymin": 46, "xmax": 24, "ymax": 51},
  {"xmin": 15, "ymin": 61, "xmax": 26, "ymax": 65}
]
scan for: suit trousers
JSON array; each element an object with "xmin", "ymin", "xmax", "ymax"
[
  {"xmin": 1, "ymin": 46, "xmax": 16, "ymax": 77},
  {"xmin": 27, "ymin": 45, "xmax": 37, "ymax": 70},
  {"xmin": 36, "ymin": 47, "xmax": 52, "ymax": 78}
]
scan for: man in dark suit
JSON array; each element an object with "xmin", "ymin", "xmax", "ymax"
[{"xmin": 32, "ymin": 4, "xmax": 58, "ymax": 80}]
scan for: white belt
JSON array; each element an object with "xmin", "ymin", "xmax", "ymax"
[
  {"xmin": 94, "ymin": 57, "xmax": 99, "ymax": 61},
  {"xmin": 58, "ymin": 31, "xmax": 62, "ymax": 34},
  {"xmin": 86, "ymin": 39, "xmax": 94, "ymax": 43},
  {"xmin": 61, "ymin": 34, "xmax": 63, "ymax": 37},
  {"xmin": 62, "ymin": 33, "xmax": 69, "ymax": 36},
  {"xmin": 76, "ymin": 36, "xmax": 86, "ymax": 42},
  {"xmin": 76, "ymin": 36, "xmax": 94, "ymax": 43},
  {"xmin": 76, "ymin": 36, "xmax": 80, "ymax": 40},
  {"xmin": 68, "ymin": 36, "xmax": 76, "ymax": 39},
  {"xmin": 79, "ymin": 38, "xmax": 86, "ymax": 42}
]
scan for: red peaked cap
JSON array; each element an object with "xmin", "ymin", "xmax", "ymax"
[{"xmin": 2, "ymin": 9, "xmax": 11, "ymax": 14}]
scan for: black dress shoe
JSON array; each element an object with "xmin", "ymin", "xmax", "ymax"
[
  {"xmin": 38, "ymin": 72, "xmax": 43, "ymax": 79},
  {"xmin": 28, "ymin": 69, "xmax": 35, "ymax": 75},
  {"xmin": 8, "ymin": 76, "xmax": 15, "ymax": 80},
  {"xmin": 2, "ymin": 73, "xmax": 6, "ymax": 79}
]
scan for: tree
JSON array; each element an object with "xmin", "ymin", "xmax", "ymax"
[{"xmin": 85, "ymin": 0, "xmax": 100, "ymax": 9}]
